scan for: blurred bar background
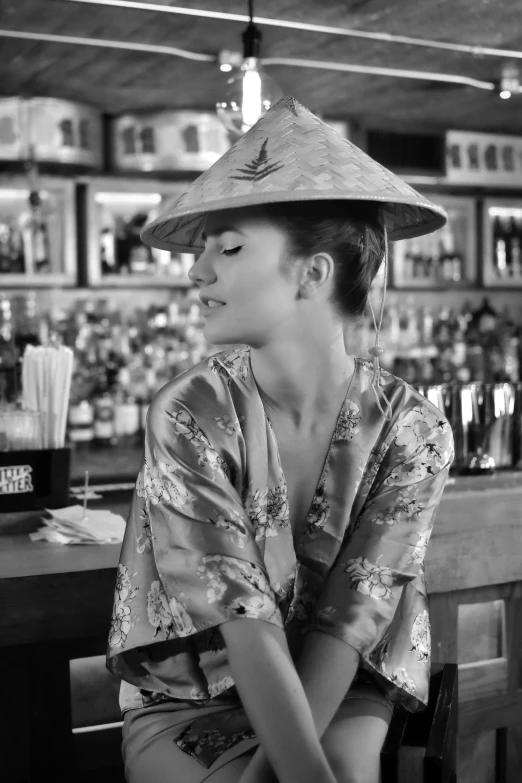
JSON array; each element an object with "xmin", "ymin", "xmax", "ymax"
[{"xmin": 1, "ymin": 3, "xmax": 522, "ymax": 782}]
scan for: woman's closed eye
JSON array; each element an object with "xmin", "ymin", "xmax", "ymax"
[{"xmin": 221, "ymin": 246, "xmax": 243, "ymax": 256}]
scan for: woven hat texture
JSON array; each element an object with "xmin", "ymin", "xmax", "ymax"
[{"xmin": 141, "ymin": 95, "xmax": 447, "ymax": 253}]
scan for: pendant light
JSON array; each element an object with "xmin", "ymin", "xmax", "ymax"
[{"xmin": 216, "ymin": 0, "xmax": 283, "ymax": 136}]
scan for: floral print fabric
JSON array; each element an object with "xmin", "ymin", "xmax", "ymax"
[{"xmin": 107, "ymin": 347, "xmax": 454, "ymax": 768}]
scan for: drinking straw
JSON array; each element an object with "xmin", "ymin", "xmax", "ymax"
[
  {"xmin": 82, "ymin": 471, "xmax": 89, "ymax": 520},
  {"xmin": 51, "ymin": 345, "xmax": 73, "ymax": 448},
  {"xmin": 21, "ymin": 345, "xmax": 74, "ymax": 449},
  {"xmin": 59, "ymin": 348, "xmax": 74, "ymax": 448}
]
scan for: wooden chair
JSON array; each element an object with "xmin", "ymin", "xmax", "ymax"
[{"xmin": 381, "ymin": 663, "xmax": 458, "ymax": 783}]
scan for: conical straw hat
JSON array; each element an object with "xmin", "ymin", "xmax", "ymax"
[{"xmin": 141, "ymin": 95, "xmax": 447, "ymax": 253}]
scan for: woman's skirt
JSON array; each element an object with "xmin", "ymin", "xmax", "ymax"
[{"xmin": 122, "ymin": 678, "xmax": 394, "ymax": 783}]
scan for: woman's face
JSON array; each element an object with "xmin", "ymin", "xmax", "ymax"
[{"xmin": 189, "ymin": 206, "xmax": 303, "ymax": 347}]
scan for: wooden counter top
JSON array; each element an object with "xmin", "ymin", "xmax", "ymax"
[{"xmin": 2, "ymin": 479, "xmax": 521, "ymax": 591}]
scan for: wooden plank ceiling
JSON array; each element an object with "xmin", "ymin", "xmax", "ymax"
[{"xmin": 1, "ymin": 0, "xmax": 522, "ymax": 134}]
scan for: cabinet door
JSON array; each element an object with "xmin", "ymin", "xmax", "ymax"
[
  {"xmin": 84, "ymin": 177, "xmax": 195, "ymax": 288},
  {"xmin": 0, "ymin": 176, "xmax": 76, "ymax": 287},
  {"xmin": 391, "ymin": 194, "xmax": 477, "ymax": 289},
  {"xmin": 483, "ymin": 198, "xmax": 522, "ymax": 287}
]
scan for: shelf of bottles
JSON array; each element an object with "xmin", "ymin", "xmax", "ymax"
[
  {"xmin": 1, "ymin": 289, "xmax": 521, "ymax": 471},
  {"xmin": 0, "ymin": 177, "xmax": 77, "ymax": 286},
  {"xmin": 85, "ymin": 178, "xmax": 195, "ymax": 287},
  {"xmin": 0, "ymin": 290, "xmax": 519, "ymax": 435},
  {"xmin": 391, "ymin": 195, "xmax": 476, "ymax": 289},
  {"xmin": 484, "ymin": 200, "xmax": 522, "ymax": 287}
]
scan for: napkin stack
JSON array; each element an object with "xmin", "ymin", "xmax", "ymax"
[{"xmin": 30, "ymin": 505, "xmax": 126, "ymax": 545}]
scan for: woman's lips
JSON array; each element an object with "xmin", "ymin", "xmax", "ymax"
[{"xmin": 201, "ymin": 303, "xmax": 226, "ymax": 315}]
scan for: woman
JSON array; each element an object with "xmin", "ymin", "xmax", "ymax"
[{"xmin": 107, "ymin": 96, "xmax": 454, "ymax": 783}]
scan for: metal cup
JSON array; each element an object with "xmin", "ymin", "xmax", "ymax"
[
  {"xmin": 483, "ymin": 383, "xmax": 516, "ymax": 468},
  {"xmin": 450, "ymin": 382, "xmax": 516, "ymax": 471}
]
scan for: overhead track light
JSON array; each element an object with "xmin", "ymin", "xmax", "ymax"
[
  {"xmin": 0, "ymin": 30, "xmax": 497, "ymax": 95},
  {"xmin": 60, "ymin": 0, "xmax": 522, "ymax": 62}
]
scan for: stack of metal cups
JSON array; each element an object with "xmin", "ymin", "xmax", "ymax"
[{"xmin": 417, "ymin": 382, "xmax": 522, "ymax": 474}]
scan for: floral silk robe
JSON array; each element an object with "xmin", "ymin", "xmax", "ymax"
[{"xmin": 107, "ymin": 346, "xmax": 454, "ymax": 767}]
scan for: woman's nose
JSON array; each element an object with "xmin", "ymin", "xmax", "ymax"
[{"xmin": 188, "ymin": 250, "xmax": 215, "ymax": 285}]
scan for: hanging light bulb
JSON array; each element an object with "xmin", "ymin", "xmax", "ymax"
[
  {"xmin": 499, "ymin": 61, "xmax": 520, "ymax": 99},
  {"xmin": 216, "ymin": 0, "xmax": 283, "ymax": 136}
]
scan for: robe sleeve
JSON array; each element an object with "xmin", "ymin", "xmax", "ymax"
[
  {"xmin": 138, "ymin": 391, "xmax": 284, "ymax": 638},
  {"xmin": 308, "ymin": 403, "xmax": 454, "ymax": 658}
]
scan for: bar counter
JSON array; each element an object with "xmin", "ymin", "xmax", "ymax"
[
  {"xmin": 1, "ymin": 468, "xmax": 521, "ymax": 782},
  {"xmin": 68, "ymin": 441, "xmax": 522, "ymax": 491}
]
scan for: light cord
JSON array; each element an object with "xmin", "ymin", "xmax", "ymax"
[{"xmin": 366, "ymin": 230, "xmax": 393, "ymax": 421}]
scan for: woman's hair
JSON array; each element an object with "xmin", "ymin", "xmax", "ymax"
[{"xmin": 264, "ymin": 200, "xmax": 386, "ymax": 320}]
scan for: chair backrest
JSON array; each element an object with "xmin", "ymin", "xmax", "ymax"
[{"xmin": 381, "ymin": 663, "xmax": 458, "ymax": 783}]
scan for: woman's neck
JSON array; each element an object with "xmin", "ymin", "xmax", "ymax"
[{"xmin": 250, "ymin": 329, "xmax": 355, "ymax": 429}]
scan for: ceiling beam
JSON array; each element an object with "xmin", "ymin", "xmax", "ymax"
[{"xmin": 59, "ymin": 0, "xmax": 522, "ymax": 60}]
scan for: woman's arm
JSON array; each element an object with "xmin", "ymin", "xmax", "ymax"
[
  {"xmin": 237, "ymin": 630, "xmax": 360, "ymax": 783},
  {"xmin": 221, "ymin": 618, "xmax": 337, "ymax": 783}
]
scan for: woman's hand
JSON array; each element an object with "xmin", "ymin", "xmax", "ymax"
[
  {"xmin": 238, "ymin": 748, "xmax": 278, "ymax": 783},
  {"xmin": 238, "ymin": 748, "xmax": 337, "ymax": 783}
]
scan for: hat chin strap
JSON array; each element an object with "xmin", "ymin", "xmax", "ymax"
[{"xmin": 367, "ymin": 230, "xmax": 393, "ymax": 422}]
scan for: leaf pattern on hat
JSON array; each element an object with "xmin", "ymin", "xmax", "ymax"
[{"xmin": 230, "ymin": 139, "xmax": 284, "ymax": 183}]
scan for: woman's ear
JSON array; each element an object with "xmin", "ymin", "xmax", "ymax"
[{"xmin": 298, "ymin": 252, "xmax": 335, "ymax": 299}]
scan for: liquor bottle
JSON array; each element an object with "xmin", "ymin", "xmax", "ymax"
[
  {"xmin": 127, "ymin": 213, "xmax": 155, "ymax": 274},
  {"xmin": 14, "ymin": 292, "xmax": 40, "ymax": 358},
  {"xmin": 68, "ymin": 399, "xmax": 95, "ymax": 450},
  {"xmin": 432, "ymin": 306, "xmax": 453, "ymax": 350},
  {"xmin": 0, "ymin": 220, "xmax": 25, "ymax": 274},
  {"xmin": 505, "ymin": 336, "xmax": 520, "ymax": 383},
  {"xmin": 0, "ymin": 294, "xmax": 18, "ymax": 402},
  {"xmin": 492, "ymin": 214, "xmax": 510, "ymax": 280},
  {"xmin": 418, "ymin": 236, "xmax": 431, "ymax": 279},
  {"xmin": 451, "ymin": 309, "xmax": 470, "ymax": 382},
  {"xmin": 473, "ymin": 297, "xmax": 498, "ymax": 335},
  {"xmin": 136, "ymin": 367, "xmax": 158, "ymax": 437},
  {"xmin": 10, "ymin": 221, "xmax": 25, "ymax": 273},
  {"xmin": 460, "ymin": 299, "xmax": 474, "ymax": 334},
  {"xmin": 481, "ymin": 330, "xmax": 505, "ymax": 383},
  {"xmin": 497, "ymin": 306, "xmax": 520, "ymax": 383},
  {"xmin": 472, "ymin": 299, "xmax": 507, "ymax": 383},
  {"xmin": 28, "ymin": 191, "xmax": 51, "ymax": 273},
  {"xmin": 100, "ymin": 227, "xmax": 116, "ymax": 275},
  {"xmin": 502, "ymin": 215, "xmax": 514, "ymax": 279},
  {"xmin": 509, "ymin": 215, "xmax": 521, "ymax": 281},
  {"xmin": 436, "ymin": 235, "xmax": 449, "ymax": 283},
  {"xmin": 410, "ymin": 240, "xmax": 425, "ymax": 279},
  {"xmin": 92, "ymin": 372, "xmax": 117, "ymax": 447},
  {"xmin": 451, "ymin": 247, "xmax": 463, "ymax": 283},
  {"xmin": 424, "ymin": 233, "xmax": 439, "ymax": 283},
  {"xmin": 442, "ymin": 227, "xmax": 460, "ymax": 283},
  {"xmin": 0, "ymin": 221, "xmax": 11, "ymax": 273},
  {"xmin": 0, "ymin": 221, "xmax": 12, "ymax": 273},
  {"xmin": 418, "ymin": 306, "xmax": 434, "ymax": 347},
  {"xmin": 516, "ymin": 216, "xmax": 522, "ymax": 279},
  {"xmin": 402, "ymin": 244, "xmax": 415, "ymax": 280},
  {"xmin": 114, "ymin": 367, "xmax": 140, "ymax": 446}
]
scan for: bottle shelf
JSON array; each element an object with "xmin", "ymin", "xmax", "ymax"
[
  {"xmin": 391, "ymin": 194, "xmax": 477, "ymax": 290},
  {"xmin": 0, "ymin": 274, "xmax": 77, "ymax": 288}
]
